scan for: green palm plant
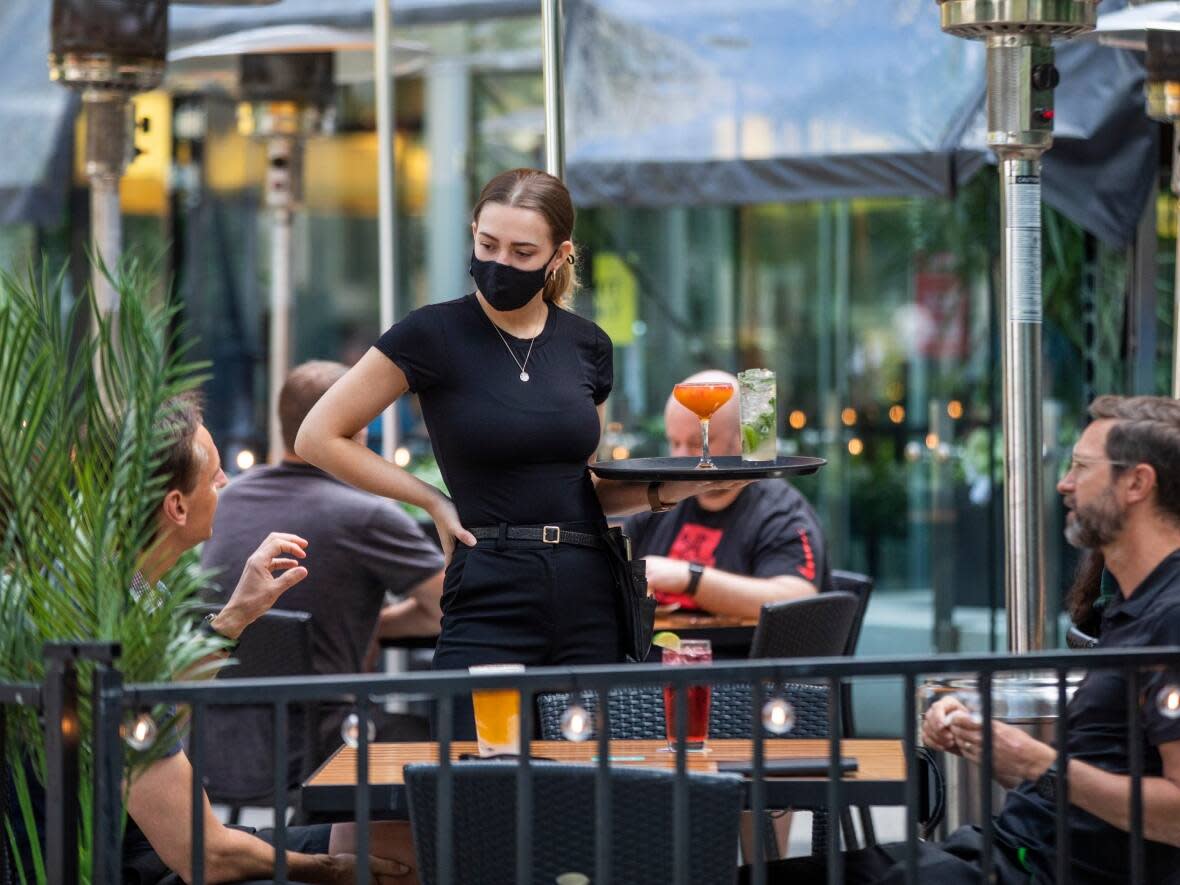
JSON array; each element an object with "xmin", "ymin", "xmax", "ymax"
[{"xmin": 0, "ymin": 259, "xmax": 226, "ymax": 883}]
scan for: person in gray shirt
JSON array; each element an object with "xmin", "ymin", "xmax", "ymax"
[{"xmin": 201, "ymin": 360, "xmax": 445, "ymax": 761}]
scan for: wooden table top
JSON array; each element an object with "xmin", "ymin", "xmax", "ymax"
[
  {"xmin": 306, "ymin": 739, "xmax": 905, "ymax": 788},
  {"xmin": 654, "ymin": 612, "xmax": 759, "ymax": 630}
]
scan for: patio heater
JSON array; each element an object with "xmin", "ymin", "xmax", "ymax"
[
  {"xmin": 235, "ymin": 52, "xmax": 336, "ymax": 462},
  {"xmin": 937, "ymin": 0, "xmax": 1098, "ymax": 654},
  {"xmin": 49, "ymin": 0, "xmax": 275, "ymax": 318},
  {"xmin": 1093, "ymin": 1, "xmax": 1180, "ymax": 397},
  {"xmin": 49, "ymin": 0, "xmax": 167, "ymax": 317}
]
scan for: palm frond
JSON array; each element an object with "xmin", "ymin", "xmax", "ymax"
[{"xmin": 0, "ymin": 255, "xmax": 224, "ymax": 884}]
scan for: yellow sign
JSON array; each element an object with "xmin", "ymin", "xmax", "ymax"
[{"xmin": 593, "ymin": 252, "xmax": 637, "ymax": 345}]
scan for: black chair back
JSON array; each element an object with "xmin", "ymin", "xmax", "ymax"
[
  {"xmin": 193, "ymin": 606, "xmax": 316, "ymax": 807},
  {"xmin": 830, "ymin": 570, "xmax": 874, "ymax": 656},
  {"xmin": 405, "ymin": 762, "xmax": 743, "ymax": 885},
  {"xmin": 749, "ymin": 590, "xmax": 860, "ymax": 659}
]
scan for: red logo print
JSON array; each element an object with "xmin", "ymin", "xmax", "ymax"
[
  {"xmin": 797, "ymin": 529, "xmax": 816, "ymax": 581},
  {"xmin": 668, "ymin": 523, "xmax": 723, "ymax": 567}
]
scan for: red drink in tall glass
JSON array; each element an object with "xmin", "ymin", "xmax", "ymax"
[{"xmin": 662, "ymin": 639, "xmax": 713, "ymax": 750}]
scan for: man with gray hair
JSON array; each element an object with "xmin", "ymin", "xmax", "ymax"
[
  {"xmin": 624, "ymin": 369, "xmax": 830, "ymax": 620},
  {"xmin": 202, "ymin": 360, "xmax": 445, "ymax": 761}
]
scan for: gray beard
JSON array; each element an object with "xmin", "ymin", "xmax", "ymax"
[{"xmin": 1064, "ymin": 487, "xmax": 1125, "ymax": 550}]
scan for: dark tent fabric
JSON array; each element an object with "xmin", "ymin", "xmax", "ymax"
[
  {"xmin": 0, "ymin": 0, "xmax": 76, "ymax": 227},
  {"xmin": 562, "ymin": 0, "xmax": 1156, "ymax": 247}
]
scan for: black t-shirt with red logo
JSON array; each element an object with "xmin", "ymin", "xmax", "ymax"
[{"xmin": 622, "ymin": 479, "xmax": 831, "ymax": 610}]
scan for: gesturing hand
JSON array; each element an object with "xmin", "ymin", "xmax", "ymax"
[{"xmin": 215, "ymin": 532, "xmax": 309, "ymax": 639}]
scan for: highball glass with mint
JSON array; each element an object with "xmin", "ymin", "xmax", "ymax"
[{"xmin": 738, "ymin": 369, "xmax": 777, "ymax": 463}]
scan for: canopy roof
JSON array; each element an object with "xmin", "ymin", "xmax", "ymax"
[{"xmin": 563, "ymin": 0, "xmax": 1155, "ymax": 246}]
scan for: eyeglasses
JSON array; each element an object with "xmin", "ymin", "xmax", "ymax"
[{"xmin": 1061, "ymin": 451, "xmax": 1132, "ymax": 479}]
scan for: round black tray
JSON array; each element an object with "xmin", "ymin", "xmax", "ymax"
[{"xmin": 589, "ymin": 455, "xmax": 826, "ymax": 482}]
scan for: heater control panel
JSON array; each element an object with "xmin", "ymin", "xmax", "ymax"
[{"xmin": 986, "ymin": 41, "xmax": 1058, "ymax": 150}]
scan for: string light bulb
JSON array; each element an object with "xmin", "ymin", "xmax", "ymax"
[
  {"xmin": 122, "ymin": 711, "xmax": 158, "ymax": 751},
  {"xmin": 341, "ymin": 712, "xmax": 377, "ymax": 749},
  {"xmin": 1158, "ymin": 684, "xmax": 1180, "ymax": 720},
  {"xmin": 761, "ymin": 697, "xmax": 796, "ymax": 735},
  {"xmin": 560, "ymin": 701, "xmax": 594, "ymax": 742}
]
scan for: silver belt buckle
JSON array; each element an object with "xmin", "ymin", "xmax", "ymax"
[{"xmin": 542, "ymin": 525, "xmax": 561, "ymax": 544}]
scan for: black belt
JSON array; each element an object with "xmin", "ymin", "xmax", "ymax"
[{"xmin": 469, "ymin": 524, "xmax": 603, "ymax": 549}]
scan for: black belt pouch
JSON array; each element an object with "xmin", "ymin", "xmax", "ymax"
[{"xmin": 601, "ymin": 526, "xmax": 656, "ymax": 663}]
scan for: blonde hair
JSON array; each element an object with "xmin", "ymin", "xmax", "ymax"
[{"xmin": 472, "ymin": 168, "xmax": 578, "ymax": 308}]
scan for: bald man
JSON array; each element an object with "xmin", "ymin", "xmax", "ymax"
[{"xmin": 623, "ymin": 370, "xmax": 831, "ymax": 620}]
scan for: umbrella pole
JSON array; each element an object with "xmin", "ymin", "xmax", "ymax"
[
  {"xmin": 542, "ymin": 0, "xmax": 565, "ymax": 179},
  {"xmin": 375, "ymin": 0, "xmax": 398, "ymax": 460}
]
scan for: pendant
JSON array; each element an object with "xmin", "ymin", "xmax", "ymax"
[{"xmin": 520, "ymin": 371, "xmax": 530, "ymax": 382}]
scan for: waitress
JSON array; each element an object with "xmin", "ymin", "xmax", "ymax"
[{"xmin": 297, "ymin": 168, "xmax": 736, "ymax": 736}]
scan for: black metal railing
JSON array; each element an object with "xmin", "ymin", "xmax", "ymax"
[{"xmin": 10, "ymin": 644, "xmax": 1180, "ymax": 885}]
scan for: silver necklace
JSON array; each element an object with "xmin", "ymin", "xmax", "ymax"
[{"xmin": 488, "ymin": 319, "xmax": 537, "ymax": 382}]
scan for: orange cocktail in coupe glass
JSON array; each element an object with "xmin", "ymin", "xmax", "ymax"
[{"xmin": 672, "ymin": 382, "xmax": 734, "ymax": 469}]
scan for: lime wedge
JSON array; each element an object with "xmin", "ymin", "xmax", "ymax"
[{"xmin": 652, "ymin": 631, "xmax": 681, "ymax": 651}]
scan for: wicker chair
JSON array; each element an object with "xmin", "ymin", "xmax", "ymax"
[
  {"xmin": 191, "ymin": 606, "xmax": 317, "ymax": 823},
  {"xmin": 537, "ymin": 682, "xmax": 830, "ymax": 857},
  {"xmin": 405, "ymin": 762, "xmax": 744, "ymax": 885},
  {"xmin": 749, "ymin": 590, "xmax": 860, "ymax": 659}
]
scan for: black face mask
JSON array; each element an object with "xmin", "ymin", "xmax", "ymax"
[{"xmin": 469, "ymin": 249, "xmax": 558, "ymax": 312}]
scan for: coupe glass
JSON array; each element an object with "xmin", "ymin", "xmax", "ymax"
[{"xmin": 672, "ymin": 382, "xmax": 734, "ymax": 469}]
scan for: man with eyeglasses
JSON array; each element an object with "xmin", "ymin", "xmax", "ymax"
[{"xmin": 745, "ymin": 395, "xmax": 1180, "ymax": 884}]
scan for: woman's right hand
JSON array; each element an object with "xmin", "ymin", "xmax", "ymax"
[{"xmin": 428, "ymin": 496, "xmax": 477, "ymax": 565}]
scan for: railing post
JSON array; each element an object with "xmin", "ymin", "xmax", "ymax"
[
  {"xmin": 90, "ymin": 645, "xmax": 124, "ymax": 885},
  {"xmin": 1, "ymin": 704, "xmax": 9, "ymax": 885},
  {"xmin": 42, "ymin": 643, "xmax": 82, "ymax": 885}
]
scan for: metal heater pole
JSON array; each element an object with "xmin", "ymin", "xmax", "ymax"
[
  {"xmin": 998, "ymin": 151, "xmax": 1047, "ymax": 653},
  {"xmin": 375, "ymin": 0, "xmax": 398, "ymax": 460},
  {"xmin": 267, "ymin": 136, "xmax": 295, "ymax": 463},
  {"xmin": 541, "ymin": 0, "xmax": 565, "ymax": 179},
  {"xmin": 83, "ymin": 91, "xmax": 134, "ymax": 316},
  {"xmin": 987, "ymin": 33, "xmax": 1055, "ymax": 652}
]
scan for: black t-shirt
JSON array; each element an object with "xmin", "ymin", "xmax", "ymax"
[
  {"xmin": 376, "ymin": 294, "xmax": 613, "ymax": 527},
  {"xmin": 993, "ymin": 549, "xmax": 1180, "ymax": 884},
  {"xmin": 622, "ymin": 479, "xmax": 832, "ymax": 609}
]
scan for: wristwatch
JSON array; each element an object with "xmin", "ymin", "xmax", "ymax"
[
  {"xmin": 202, "ymin": 612, "xmax": 239, "ymax": 653},
  {"xmin": 647, "ymin": 481, "xmax": 674, "ymax": 513},
  {"xmin": 1034, "ymin": 765, "xmax": 1058, "ymax": 803},
  {"xmin": 684, "ymin": 562, "xmax": 706, "ymax": 597}
]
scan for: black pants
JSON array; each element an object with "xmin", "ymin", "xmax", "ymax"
[
  {"xmin": 738, "ymin": 826, "xmax": 1032, "ymax": 885},
  {"xmin": 432, "ymin": 532, "xmax": 623, "ymax": 740}
]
